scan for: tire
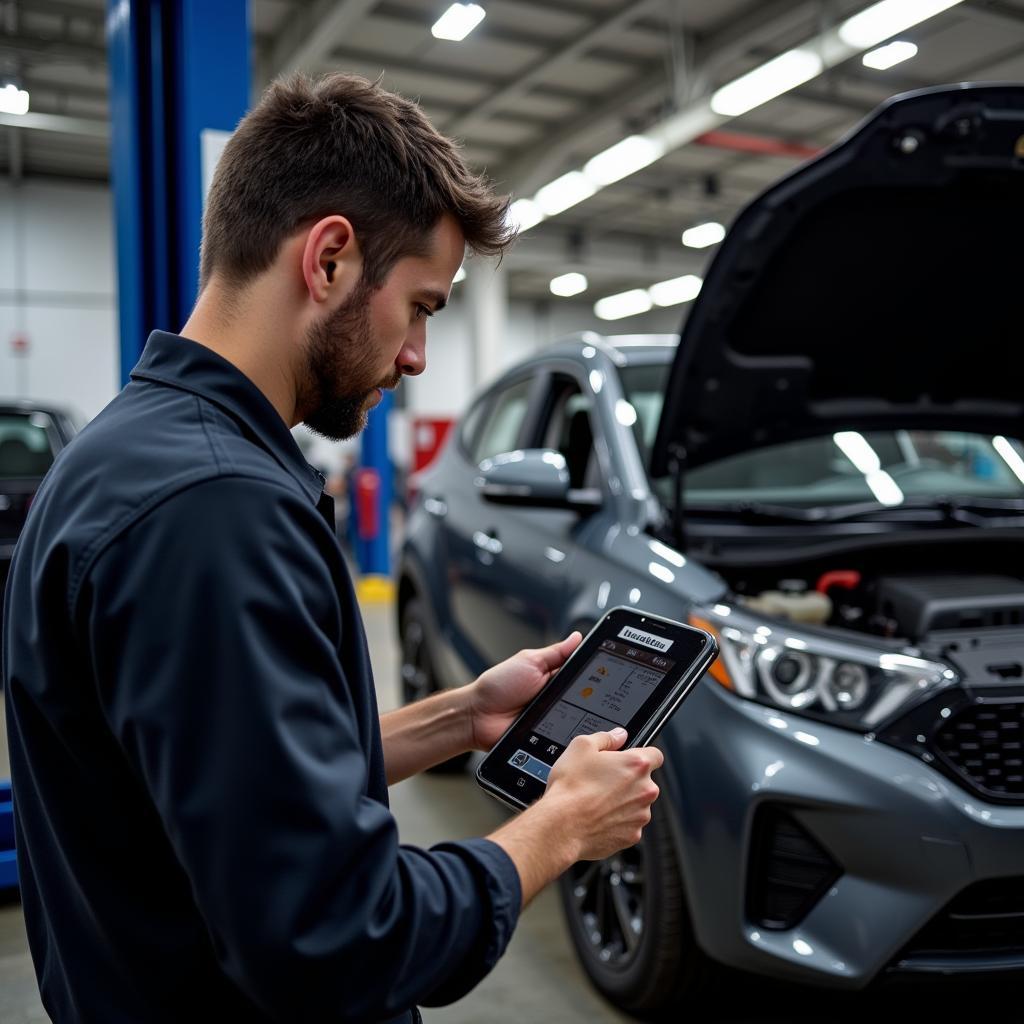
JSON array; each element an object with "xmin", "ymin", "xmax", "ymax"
[
  {"xmin": 399, "ymin": 597, "xmax": 471, "ymax": 774},
  {"xmin": 558, "ymin": 793, "xmax": 726, "ymax": 1016}
]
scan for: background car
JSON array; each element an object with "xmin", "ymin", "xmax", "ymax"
[
  {"xmin": 0, "ymin": 402, "xmax": 78, "ymax": 614},
  {"xmin": 399, "ymin": 84, "xmax": 1024, "ymax": 1014}
]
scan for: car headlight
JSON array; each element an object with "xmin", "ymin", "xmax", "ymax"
[{"xmin": 691, "ymin": 603, "xmax": 957, "ymax": 733}]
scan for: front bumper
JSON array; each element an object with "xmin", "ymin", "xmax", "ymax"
[{"xmin": 659, "ymin": 680, "xmax": 1024, "ymax": 989}]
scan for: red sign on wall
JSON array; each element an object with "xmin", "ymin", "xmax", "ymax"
[{"xmin": 412, "ymin": 417, "xmax": 454, "ymax": 472}]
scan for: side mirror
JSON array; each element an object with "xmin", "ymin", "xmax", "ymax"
[{"xmin": 475, "ymin": 449, "xmax": 602, "ymax": 511}]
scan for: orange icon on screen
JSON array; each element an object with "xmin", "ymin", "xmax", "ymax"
[
  {"xmin": 597, "ymin": 666, "xmax": 608, "ymax": 676},
  {"xmin": 581, "ymin": 687, "xmax": 594, "ymax": 698}
]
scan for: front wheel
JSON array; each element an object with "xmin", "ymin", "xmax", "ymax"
[
  {"xmin": 558, "ymin": 794, "xmax": 726, "ymax": 1014},
  {"xmin": 399, "ymin": 597, "xmax": 471, "ymax": 774}
]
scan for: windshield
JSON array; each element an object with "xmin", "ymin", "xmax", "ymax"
[
  {"xmin": 0, "ymin": 413, "xmax": 55, "ymax": 479},
  {"xmin": 618, "ymin": 363, "xmax": 1024, "ymax": 509}
]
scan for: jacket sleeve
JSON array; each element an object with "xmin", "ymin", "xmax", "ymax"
[{"xmin": 80, "ymin": 474, "xmax": 521, "ymax": 1022}]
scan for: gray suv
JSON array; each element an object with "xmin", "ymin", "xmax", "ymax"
[{"xmin": 398, "ymin": 84, "xmax": 1024, "ymax": 1013}]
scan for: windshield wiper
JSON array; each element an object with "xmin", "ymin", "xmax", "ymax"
[{"xmin": 687, "ymin": 496, "xmax": 1024, "ymax": 526}]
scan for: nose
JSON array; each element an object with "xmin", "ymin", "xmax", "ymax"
[{"xmin": 396, "ymin": 329, "xmax": 426, "ymax": 377}]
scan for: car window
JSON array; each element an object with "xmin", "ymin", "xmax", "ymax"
[
  {"xmin": 618, "ymin": 362, "xmax": 670, "ymax": 463},
  {"xmin": 0, "ymin": 414, "xmax": 55, "ymax": 478},
  {"xmin": 458, "ymin": 398, "xmax": 488, "ymax": 457},
  {"xmin": 540, "ymin": 379, "xmax": 599, "ymax": 490},
  {"xmin": 472, "ymin": 378, "xmax": 533, "ymax": 463},
  {"xmin": 647, "ymin": 429, "xmax": 1024, "ymax": 508}
]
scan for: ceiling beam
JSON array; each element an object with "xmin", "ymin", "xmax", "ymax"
[
  {"xmin": 0, "ymin": 31, "xmax": 105, "ymax": 66},
  {"xmin": 326, "ymin": 46, "xmax": 594, "ymax": 101},
  {"xmin": 263, "ymin": 0, "xmax": 381, "ymax": 80},
  {"xmin": 0, "ymin": 111, "xmax": 108, "ymax": 138},
  {"xmin": 493, "ymin": 0, "xmax": 816, "ymax": 194},
  {"xmin": 441, "ymin": 0, "xmax": 663, "ymax": 138},
  {"xmin": 502, "ymin": 228, "xmax": 704, "ymax": 283},
  {"xmin": 960, "ymin": 0, "xmax": 1024, "ymax": 30}
]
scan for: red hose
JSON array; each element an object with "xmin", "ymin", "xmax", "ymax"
[{"xmin": 815, "ymin": 570, "xmax": 861, "ymax": 594}]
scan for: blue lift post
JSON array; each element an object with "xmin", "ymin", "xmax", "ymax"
[
  {"xmin": 108, "ymin": 0, "xmax": 249, "ymax": 378},
  {"xmin": 0, "ymin": 0, "xmax": 254, "ymax": 896},
  {"xmin": 355, "ymin": 391, "xmax": 394, "ymax": 603}
]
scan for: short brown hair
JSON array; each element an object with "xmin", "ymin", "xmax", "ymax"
[{"xmin": 200, "ymin": 72, "xmax": 514, "ymax": 290}]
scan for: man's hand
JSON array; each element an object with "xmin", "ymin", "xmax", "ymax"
[
  {"xmin": 467, "ymin": 632, "xmax": 582, "ymax": 752},
  {"xmin": 488, "ymin": 727, "xmax": 664, "ymax": 906}
]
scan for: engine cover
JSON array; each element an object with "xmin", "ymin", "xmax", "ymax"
[{"xmin": 876, "ymin": 575, "xmax": 1024, "ymax": 640}]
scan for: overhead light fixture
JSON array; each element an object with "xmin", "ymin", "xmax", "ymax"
[
  {"xmin": 453, "ymin": 266, "xmax": 467, "ymax": 283},
  {"xmin": 839, "ymin": 0, "xmax": 964, "ymax": 49},
  {"xmin": 550, "ymin": 272, "xmax": 587, "ymax": 297},
  {"xmin": 681, "ymin": 221, "xmax": 725, "ymax": 249},
  {"xmin": 584, "ymin": 135, "xmax": 665, "ymax": 186},
  {"xmin": 507, "ymin": 198, "xmax": 543, "ymax": 233},
  {"xmin": 0, "ymin": 84, "xmax": 30, "ymax": 116},
  {"xmin": 594, "ymin": 289, "xmax": 652, "ymax": 321},
  {"xmin": 862, "ymin": 40, "xmax": 919, "ymax": 69},
  {"xmin": 710, "ymin": 48, "xmax": 823, "ymax": 117},
  {"xmin": 431, "ymin": 2, "xmax": 486, "ymax": 41},
  {"xmin": 833, "ymin": 431, "xmax": 904, "ymax": 505},
  {"xmin": 534, "ymin": 171, "xmax": 596, "ymax": 216},
  {"xmin": 993, "ymin": 436, "xmax": 1024, "ymax": 485},
  {"xmin": 649, "ymin": 274, "xmax": 702, "ymax": 307}
]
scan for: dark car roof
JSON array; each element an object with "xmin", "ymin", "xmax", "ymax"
[{"xmin": 541, "ymin": 332, "xmax": 676, "ymax": 368}]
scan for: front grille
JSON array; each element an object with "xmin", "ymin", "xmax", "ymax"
[
  {"xmin": 932, "ymin": 699, "xmax": 1024, "ymax": 802},
  {"xmin": 892, "ymin": 877, "xmax": 1024, "ymax": 972},
  {"xmin": 746, "ymin": 806, "xmax": 842, "ymax": 931}
]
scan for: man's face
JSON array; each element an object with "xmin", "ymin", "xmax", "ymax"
[{"xmin": 299, "ymin": 215, "xmax": 465, "ymax": 441}]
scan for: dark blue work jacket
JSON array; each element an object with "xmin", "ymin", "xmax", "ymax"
[{"xmin": 3, "ymin": 331, "xmax": 520, "ymax": 1023}]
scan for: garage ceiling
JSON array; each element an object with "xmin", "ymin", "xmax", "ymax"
[{"xmin": 3, "ymin": 0, "xmax": 1024, "ymax": 302}]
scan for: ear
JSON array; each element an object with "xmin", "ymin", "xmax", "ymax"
[{"xmin": 300, "ymin": 215, "xmax": 362, "ymax": 304}]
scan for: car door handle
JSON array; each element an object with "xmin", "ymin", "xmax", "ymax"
[
  {"xmin": 424, "ymin": 495, "xmax": 448, "ymax": 518},
  {"xmin": 473, "ymin": 530, "xmax": 503, "ymax": 555}
]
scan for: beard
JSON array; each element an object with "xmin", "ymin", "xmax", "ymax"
[{"xmin": 298, "ymin": 280, "xmax": 399, "ymax": 441}]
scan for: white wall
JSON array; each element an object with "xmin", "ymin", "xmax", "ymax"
[
  {"xmin": 405, "ymin": 294, "xmax": 686, "ymax": 420},
  {"xmin": 0, "ymin": 179, "xmax": 685, "ymax": 466},
  {"xmin": 0, "ymin": 180, "xmax": 119, "ymax": 422}
]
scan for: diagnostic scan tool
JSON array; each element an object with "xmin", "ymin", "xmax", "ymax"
[{"xmin": 476, "ymin": 607, "xmax": 718, "ymax": 810}]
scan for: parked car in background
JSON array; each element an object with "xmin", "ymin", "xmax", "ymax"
[
  {"xmin": 0, "ymin": 402, "xmax": 78, "ymax": 613},
  {"xmin": 399, "ymin": 84, "xmax": 1024, "ymax": 1014}
]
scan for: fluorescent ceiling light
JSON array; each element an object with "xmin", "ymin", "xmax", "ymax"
[
  {"xmin": 833, "ymin": 431, "xmax": 880, "ymax": 473},
  {"xmin": 431, "ymin": 3, "xmax": 486, "ymax": 41},
  {"xmin": 0, "ymin": 84, "xmax": 29, "ymax": 116},
  {"xmin": 865, "ymin": 471, "xmax": 904, "ymax": 506},
  {"xmin": 507, "ymin": 198, "xmax": 543, "ymax": 233},
  {"xmin": 862, "ymin": 39, "xmax": 919, "ymax": 69},
  {"xmin": 549, "ymin": 272, "xmax": 587, "ymax": 297},
  {"xmin": 834, "ymin": 431, "xmax": 905, "ymax": 505},
  {"xmin": 453, "ymin": 266, "xmax": 466, "ymax": 283},
  {"xmin": 993, "ymin": 436, "xmax": 1024, "ymax": 485},
  {"xmin": 584, "ymin": 135, "xmax": 664, "ymax": 186},
  {"xmin": 534, "ymin": 171, "xmax": 596, "ymax": 216},
  {"xmin": 649, "ymin": 274, "xmax": 702, "ymax": 307},
  {"xmin": 839, "ymin": 0, "xmax": 963, "ymax": 49},
  {"xmin": 681, "ymin": 221, "xmax": 725, "ymax": 249},
  {"xmin": 594, "ymin": 289, "xmax": 652, "ymax": 321},
  {"xmin": 710, "ymin": 48, "xmax": 823, "ymax": 117}
]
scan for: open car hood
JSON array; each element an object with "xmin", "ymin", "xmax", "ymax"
[{"xmin": 651, "ymin": 84, "xmax": 1024, "ymax": 476}]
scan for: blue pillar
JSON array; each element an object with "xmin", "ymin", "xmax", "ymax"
[
  {"xmin": 107, "ymin": 0, "xmax": 249, "ymax": 384},
  {"xmin": 355, "ymin": 391, "xmax": 394, "ymax": 600}
]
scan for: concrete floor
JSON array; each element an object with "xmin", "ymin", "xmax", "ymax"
[{"xmin": 3, "ymin": 599, "xmax": 1024, "ymax": 1022}]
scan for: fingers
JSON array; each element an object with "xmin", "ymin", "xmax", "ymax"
[
  {"xmin": 532, "ymin": 630, "xmax": 583, "ymax": 672},
  {"xmin": 589, "ymin": 727, "xmax": 628, "ymax": 752}
]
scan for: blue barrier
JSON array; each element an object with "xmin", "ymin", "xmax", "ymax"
[{"xmin": 0, "ymin": 780, "xmax": 16, "ymax": 890}]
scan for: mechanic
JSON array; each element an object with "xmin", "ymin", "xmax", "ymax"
[{"xmin": 3, "ymin": 73, "xmax": 663, "ymax": 1023}]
